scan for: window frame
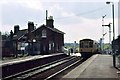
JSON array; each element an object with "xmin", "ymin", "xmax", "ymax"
[{"xmin": 41, "ymin": 29, "xmax": 47, "ymax": 38}]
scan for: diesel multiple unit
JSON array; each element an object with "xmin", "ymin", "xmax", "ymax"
[{"xmin": 79, "ymin": 39, "xmax": 100, "ymax": 58}]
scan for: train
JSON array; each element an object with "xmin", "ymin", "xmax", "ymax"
[{"xmin": 79, "ymin": 38, "xmax": 101, "ymax": 58}]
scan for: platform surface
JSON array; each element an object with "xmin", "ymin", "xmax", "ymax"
[
  {"xmin": 63, "ymin": 54, "xmax": 119, "ymax": 79},
  {"xmin": 1, "ymin": 53, "xmax": 65, "ymax": 66}
]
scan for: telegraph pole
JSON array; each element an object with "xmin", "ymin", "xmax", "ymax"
[
  {"xmin": 46, "ymin": 10, "xmax": 48, "ymax": 25},
  {"xmin": 102, "ymin": 23, "xmax": 112, "ymax": 54},
  {"xmin": 102, "ymin": 15, "xmax": 106, "ymax": 52}
]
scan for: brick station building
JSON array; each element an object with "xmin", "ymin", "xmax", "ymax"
[{"xmin": 2, "ymin": 16, "xmax": 65, "ymax": 56}]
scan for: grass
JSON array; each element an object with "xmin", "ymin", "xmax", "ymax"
[{"xmin": 102, "ymin": 43, "xmax": 110, "ymax": 49}]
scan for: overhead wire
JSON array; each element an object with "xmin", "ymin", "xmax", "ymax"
[{"xmin": 55, "ymin": 5, "xmax": 108, "ymax": 20}]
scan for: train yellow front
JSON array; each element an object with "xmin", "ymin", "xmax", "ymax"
[{"xmin": 79, "ymin": 39, "xmax": 100, "ymax": 58}]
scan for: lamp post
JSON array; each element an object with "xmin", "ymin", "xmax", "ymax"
[
  {"xmin": 102, "ymin": 15, "xmax": 106, "ymax": 53},
  {"xmin": 106, "ymin": 1, "xmax": 116, "ymax": 67}
]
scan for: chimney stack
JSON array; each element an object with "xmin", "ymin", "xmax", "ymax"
[
  {"xmin": 46, "ymin": 16, "xmax": 54, "ymax": 28},
  {"xmin": 14, "ymin": 25, "xmax": 19, "ymax": 34},
  {"xmin": 28, "ymin": 21, "xmax": 34, "ymax": 32},
  {"xmin": 10, "ymin": 30, "xmax": 13, "ymax": 40}
]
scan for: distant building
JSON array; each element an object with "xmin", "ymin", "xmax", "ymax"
[{"xmin": 2, "ymin": 16, "xmax": 65, "ymax": 56}]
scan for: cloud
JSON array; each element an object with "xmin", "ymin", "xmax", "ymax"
[
  {"xmin": 1, "ymin": 0, "xmax": 43, "ymax": 11},
  {"xmin": 46, "ymin": 3, "xmax": 74, "ymax": 17},
  {"xmin": 34, "ymin": 0, "xmax": 119, "ymax": 2},
  {"xmin": 0, "ymin": 0, "xmax": 6, "ymax": 5},
  {"xmin": 1, "ymin": 0, "xmax": 118, "ymax": 43},
  {"xmin": 61, "ymin": 12, "xmax": 75, "ymax": 17},
  {"xmin": 56, "ymin": 17, "xmax": 118, "ymax": 43},
  {"xmin": 17, "ymin": 0, "xmax": 43, "ymax": 10}
]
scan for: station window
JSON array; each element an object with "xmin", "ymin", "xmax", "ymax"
[
  {"xmin": 49, "ymin": 43, "xmax": 51, "ymax": 50},
  {"xmin": 42, "ymin": 29, "xmax": 47, "ymax": 38}
]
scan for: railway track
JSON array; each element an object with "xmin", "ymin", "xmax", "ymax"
[
  {"xmin": 4, "ymin": 56, "xmax": 83, "ymax": 80},
  {"xmin": 43, "ymin": 57, "xmax": 83, "ymax": 80}
]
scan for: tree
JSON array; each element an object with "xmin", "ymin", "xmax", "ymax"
[{"xmin": 2, "ymin": 32, "xmax": 9, "ymax": 40}]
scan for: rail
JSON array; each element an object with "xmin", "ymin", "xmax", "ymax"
[{"xmin": 3, "ymin": 56, "xmax": 72, "ymax": 80}]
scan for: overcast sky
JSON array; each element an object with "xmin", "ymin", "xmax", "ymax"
[{"xmin": 0, "ymin": 0, "xmax": 119, "ymax": 43}]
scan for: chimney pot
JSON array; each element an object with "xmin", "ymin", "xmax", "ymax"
[
  {"xmin": 28, "ymin": 21, "xmax": 34, "ymax": 32},
  {"xmin": 46, "ymin": 16, "xmax": 54, "ymax": 28},
  {"xmin": 14, "ymin": 25, "xmax": 19, "ymax": 34}
]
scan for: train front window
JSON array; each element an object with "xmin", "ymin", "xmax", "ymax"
[
  {"xmin": 80, "ymin": 42, "xmax": 83, "ymax": 48},
  {"xmin": 84, "ymin": 41, "xmax": 89, "ymax": 48},
  {"xmin": 89, "ymin": 41, "xmax": 93, "ymax": 48},
  {"xmin": 80, "ymin": 41, "xmax": 93, "ymax": 48}
]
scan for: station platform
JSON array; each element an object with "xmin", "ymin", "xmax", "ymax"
[
  {"xmin": 1, "ymin": 53, "xmax": 66, "ymax": 66},
  {"xmin": 2, "ymin": 53, "xmax": 68, "ymax": 79},
  {"xmin": 63, "ymin": 54, "xmax": 119, "ymax": 79}
]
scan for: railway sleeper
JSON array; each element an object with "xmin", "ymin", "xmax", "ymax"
[
  {"xmin": 3, "ymin": 56, "xmax": 75, "ymax": 80},
  {"xmin": 13, "ymin": 57, "xmax": 78, "ymax": 80}
]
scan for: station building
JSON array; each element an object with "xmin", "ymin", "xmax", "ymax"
[{"xmin": 2, "ymin": 16, "xmax": 65, "ymax": 56}]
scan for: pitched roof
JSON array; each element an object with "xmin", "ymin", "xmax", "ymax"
[
  {"xmin": 13, "ymin": 29, "xmax": 28, "ymax": 40},
  {"xmin": 32, "ymin": 24, "xmax": 65, "ymax": 34},
  {"xmin": 47, "ymin": 26, "xmax": 65, "ymax": 34},
  {"xmin": 13, "ymin": 24, "xmax": 65, "ymax": 41}
]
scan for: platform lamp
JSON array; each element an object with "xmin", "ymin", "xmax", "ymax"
[{"xmin": 106, "ymin": 1, "xmax": 116, "ymax": 67}]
